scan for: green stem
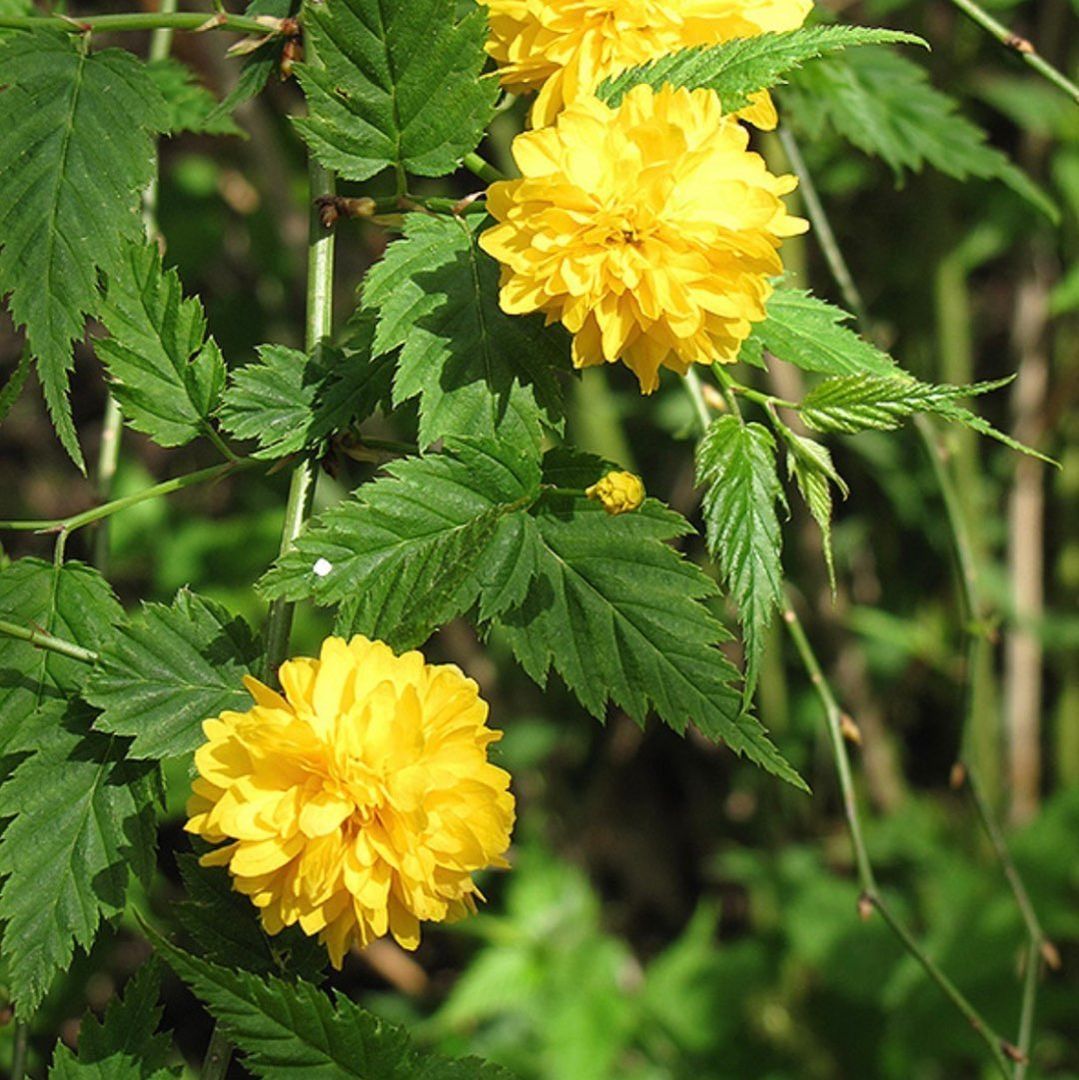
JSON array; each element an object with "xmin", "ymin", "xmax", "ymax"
[
  {"xmin": 711, "ymin": 365, "xmax": 744, "ymax": 419},
  {"xmin": 1015, "ymin": 938, "xmax": 1040, "ymax": 1078},
  {"xmin": 344, "ymin": 433, "xmax": 418, "ymax": 456},
  {"xmin": 0, "ymin": 619, "xmax": 100, "ymax": 664},
  {"xmin": 782, "ymin": 125, "xmax": 1043, "ymax": 1078},
  {"xmin": 0, "ymin": 11, "xmax": 281, "ymax": 34},
  {"xmin": 966, "ymin": 759, "xmax": 1053, "ymax": 969},
  {"xmin": 782, "ymin": 602, "xmax": 877, "ymax": 894},
  {"xmin": 261, "ymin": 51, "xmax": 336, "ymax": 684},
  {"xmin": 915, "ymin": 416, "xmax": 982, "ymax": 627},
  {"xmin": 462, "ymin": 151, "xmax": 505, "ymax": 184},
  {"xmin": 729, "ymin": 382, "xmax": 800, "ymax": 412},
  {"xmin": 916, "ymin": 412, "xmax": 1005, "ymax": 786},
  {"xmin": 92, "ymin": 0, "xmax": 179, "ymax": 573},
  {"xmin": 92, "ymin": 395, "xmax": 124, "ymax": 573},
  {"xmin": 199, "ymin": 1027, "xmax": 233, "ymax": 1080},
  {"xmin": 682, "ymin": 368, "xmax": 714, "ymax": 433},
  {"xmin": 781, "ymin": 600, "xmax": 1015, "ymax": 1078},
  {"xmin": 198, "ymin": 36, "xmax": 336, "ymax": 1080},
  {"xmin": 871, "ymin": 894, "xmax": 1017, "ymax": 1076},
  {"xmin": 11, "ymin": 1020, "xmax": 29, "ymax": 1080},
  {"xmin": 261, "ymin": 460, "xmax": 319, "ymax": 676},
  {"xmin": 148, "ymin": 0, "xmax": 179, "ymax": 61},
  {"xmin": 777, "ymin": 127, "xmax": 869, "ymax": 326},
  {"xmin": 204, "ymin": 423, "xmax": 243, "ymax": 463},
  {"xmin": 945, "ymin": 0, "xmax": 1079, "ymax": 105},
  {"xmin": 0, "ymin": 460, "xmax": 256, "ymax": 535}
]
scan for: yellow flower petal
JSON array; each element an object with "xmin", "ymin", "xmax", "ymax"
[
  {"xmin": 481, "ymin": 85, "xmax": 804, "ymax": 391},
  {"xmin": 482, "ymin": 0, "xmax": 812, "ymax": 127},
  {"xmin": 586, "ymin": 471, "xmax": 646, "ymax": 514},
  {"xmin": 186, "ymin": 634, "xmax": 515, "ymax": 968}
]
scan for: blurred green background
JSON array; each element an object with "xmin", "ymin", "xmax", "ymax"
[{"xmin": 0, "ymin": 0, "xmax": 1077, "ymax": 1075}]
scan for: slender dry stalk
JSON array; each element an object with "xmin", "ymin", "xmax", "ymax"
[{"xmin": 1005, "ymin": 260, "xmax": 1052, "ymax": 825}]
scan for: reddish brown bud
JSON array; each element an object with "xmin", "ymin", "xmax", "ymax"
[
  {"xmin": 840, "ymin": 713, "xmax": 863, "ymax": 746},
  {"xmin": 949, "ymin": 762, "xmax": 967, "ymax": 790},
  {"xmin": 1041, "ymin": 939, "xmax": 1062, "ymax": 971},
  {"xmin": 1001, "ymin": 1041, "xmax": 1027, "ymax": 1064},
  {"xmin": 857, "ymin": 892, "xmax": 874, "ymax": 922}
]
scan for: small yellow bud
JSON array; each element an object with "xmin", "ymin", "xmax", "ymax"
[{"xmin": 585, "ymin": 471, "xmax": 645, "ymax": 515}]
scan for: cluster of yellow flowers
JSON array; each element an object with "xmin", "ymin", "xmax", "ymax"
[
  {"xmin": 482, "ymin": 0, "xmax": 812, "ymax": 128},
  {"xmin": 188, "ymin": 0, "xmax": 810, "ymax": 967},
  {"xmin": 480, "ymin": 0, "xmax": 810, "ymax": 391}
]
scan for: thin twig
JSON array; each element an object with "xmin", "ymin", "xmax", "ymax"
[
  {"xmin": 918, "ymin": 415, "xmax": 1056, "ymax": 975},
  {"xmin": 778, "ymin": 126, "xmax": 1050, "ymax": 1077},
  {"xmin": 776, "ymin": 128, "xmax": 869, "ymax": 326},
  {"xmin": 782, "ymin": 602, "xmax": 1016, "ymax": 1078},
  {"xmin": 0, "ymin": 460, "xmax": 257, "ymax": 535},
  {"xmin": 782, "ymin": 603, "xmax": 876, "ymax": 894},
  {"xmin": 1015, "ymin": 938, "xmax": 1041, "ymax": 1080},
  {"xmin": 945, "ymin": 0, "xmax": 1079, "ymax": 106},
  {"xmin": 967, "ymin": 762, "xmax": 1056, "ymax": 969}
]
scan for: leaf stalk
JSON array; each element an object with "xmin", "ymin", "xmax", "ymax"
[
  {"xmin": 462, "ymin": 151, "xmax": 505, "ymax": 184},
  {"xmin": 0, "ymin": 460, "xmax": 258, "ymax": 536},
  {"xmin": 0, "ymin": 619, "xmax": 100, "ymax": 664}
]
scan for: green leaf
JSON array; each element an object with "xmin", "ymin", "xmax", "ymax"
[
  {"xmin": 295, "ymin": 0, "xmax": 496, "ymax": 182},
  {"xmin": 800, "ymin": 373, "xmax": 987, "ymax": 433},
  {"xmin": 742, "ymin": 288, "xmax": 896, "ymax": 377},
  {"xmin": 205, "ymin": 0, "xmax": 294, "ymax": 124},
  {"xmin": 0, "ymin": 31, "xmax": 168, "ymax": 469},
  {"xmin": 782, "ymin": 431, "xmax": 848, "ymax": 592},
  {"xmin": 147, "ymin": 57, "xmax": 242, "ymax": 136},
  {"xmin": 0, "ymin": 703, "xmax": 159, "ymax": 1016},
  {"xmin": 174, "ymin": 854, "xmax": 327, "ymax": 983},
  {"xmin": 363, "ymin": 213, "xmax": 566, "ymax": 450},
  {"xmin": 97, "ymin": 242, "xmax": 226, "ymax": 448},
  {"xmin": 599, "ymin": 25, "xmax": 925, "ymax": 111},
  {"xmin": 0, "ymin": 558, "xmax": 121, "ymax": 754},
  {"xmin": 695, "ymin": 417, "xmax": 785, "ymax": 699},
  {"xmin": 800, "ymin": 373, "xmax": 1055, "ymax": 462},
  {"xmin": 0, "ymin": 0, "xmax": 35, "ymax": 25},
  {"xmin": 0, "ymin": 348, "xmax": 32, "ymax": 425},
  {"xmin": 49, "ymin": 963, "xmax": 177, "ymax": 1079},
  {"xmin": 929, "ymin": 396, "xmax": 1058, "ymax": 463},
  {"xmin": 783, "ymin": 47, "xmax": 1058, "ymax": 221},
  {"xmin": 490, "ymin": 466, "xmax": 805, "ymax": 789},
  {"xmin": 218, "ymin": 327, "xmax": 392, "ymax": 461},
  {"xmin": 84, "ymin": 590, "xmax": 261, "ymax": 760},
  {"xmin": 260, "ymin": 438, "xmax": 543, "ymax": 651},
  {"xmin": 474, "ymin": 513, "xmax": 546, "ymax": 625},
  {"xmin": 155, "ymin": 936, "xmax": 515, "ymax": 1079}
]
